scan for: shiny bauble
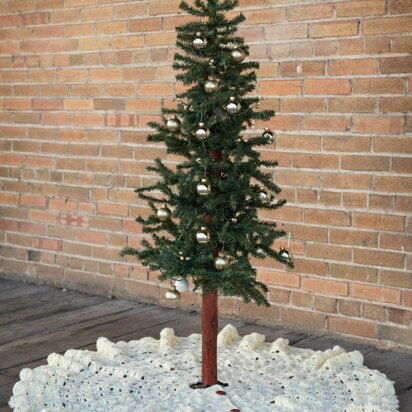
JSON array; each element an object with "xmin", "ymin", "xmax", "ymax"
[
  {"xmin": 193, "ymin": 32, "xmax": 206, "ymax": 49},
  {"xmin": 195, "ymin": 122, "xmax": 209, "ymax": 140},
  {"xmin": 196, "ymin": 227, "xmax": 210, "ymax": 244},
  {"xmin": 214, "ymin": 253, "xmax": 230, "ymax": 270},
  {"xmin": 262, "ymin": 127, "xmax": 275, "ymax": 143},
  {"xmin": 231, "ymin": 47, "xmax": 246, "ymax": 63},
  {"xmin": 166, "ymin": 115, "xmax": 181, "ymax": 132},
  {"xmin": 226, "ymin": 96, "xmax": 240, "ymax": 114},
  {"xmin": 258, "ymin": 188, "xmax": 268, "ymax": 201},
  {"xmin": 280, "ymin": 247, "xmax": 290, "ymax": 259},
  {"xmin": 196, "ymin": 178, "xmax": 211, "ymax": 196},
  {"xmin": 204, "ymin": 77, "xmax": 219, "ymax": 94},
  {"xmin": 156, "ymin": 204, "xmax": 172, "ymax": 222},
  {"xmin": 165, "ymin": 286, "xmax": 180, "ymax": 302},
  {"xmin": 175, "ymin": 278, "xmax": 190, "ymax": 293}
]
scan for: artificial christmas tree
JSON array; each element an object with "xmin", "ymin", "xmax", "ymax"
[{"xmin": 121, "ymin": 0, "xmax": 293, "ymax": 387}]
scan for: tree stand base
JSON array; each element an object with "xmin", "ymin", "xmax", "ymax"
[{"xmin": 189, "ymin": 381, "xmax": 229, "ymax": 390}]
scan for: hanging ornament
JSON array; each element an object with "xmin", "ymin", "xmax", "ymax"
[
  {"xmin": 231, "ymin": 47, "xmax": 246, "ymax": 63},
  {"xmin": 179, "ymin": 252, "xmax": 191, "ymax": 261},
  {"xmin": 195, "ymin": 122, "xmax": 209, "ymax": 140},
  {"xmin": 196, "ymin": 227, "xmax": 210, "ymax": 244},
  {"xmin": 258, "ymin": 188, "xmax": 268, "ymax": 201},
  {"xmin": 214, "ymin": 253, "xmax": 230, "ymax": 270},
  {"xmin": 156, "ymin": 204, "xmax": 172, "ymax": 222},
  {"xmin": 262, "ymin": 127, "xmax": 275, "ymax": 143},
  {"xmin": 280, "ymin": 247, "xmax": 290, "ymax": 259},
  {"xmin": 175, "ymin": 278, "xmax": 190, "ymax": 293},
  {"xmin": 196, "ymin": 178, "xmax": 211, "ymax": 196},
  {"xmin": 193, "ymin": 32, "xmax": 206, "ymax": 49},
  {"xmin": 226, "ymin": 96, "xmax": 241, "ymax": 114},
  {"xmin": 204, "ymin": 77, "xmax": 219, "ymax": 94},
  {"xmin": 166, "ymin": 115, "xmax": 181, "ymax": 132},
  {"xmin": 208, "ymin": 58, "xmax": 215, "ymax": 66},
  {"xmin": 165, "ymin": 285, "xmax": 180, "ymax": 302}
]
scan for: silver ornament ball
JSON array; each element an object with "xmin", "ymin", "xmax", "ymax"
[
  {"xmin": 195, "ymin": 123, "xmax": 209, "ymax": 140},
  {"xmin": 175, "ymin": 278, "xmax": 190, "ymax": 293},
  {"xmin": 165, "ymin": 286, "xmax": 180, "ymax": 302},
  {"xmin": 193, "ymin": 32, "xmax": 206, "ymax": 49},
  {"xmin": 214, "ymin": 253, "xmax": 230, "ymax": 270},
  {"xmin": 258, "ymin": 189, "xmax": 268, "ymax": 201},
  {"xmin": 280, "ymin": 248, "xmax": 290, "ymax": 259},
  {"xmin": 262, "ymin": 127, "xmax": 275, "ymax": 143},
  {"xmin": 226, "ymin": 97, "xmax": 240, "ymax": 114},
  {"xmin": 231, "ymin": 47, "xmax": 246, "ymax": 63},
  {"xmin": 166, "ymin": 115, "xmax": 181, "ymax": 132},
  {"xmin": 204, "ymin": 77, "xmax": 219, "ymax": 94},
  {"xmin": 156, "ymin": 204, "xmax": 172, "ymax": 222},
  {"xmin": 196, "ymin": 178, "xmax": 211, "ymax": 196},
  {"xmin": 196, "ymin": 227, "xmax": 210, "ymax": 244}
]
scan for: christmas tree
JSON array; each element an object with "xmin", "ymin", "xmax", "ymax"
[{"xmin": 121, "ymin": 0, "xmax": 293, "ymax": 387}]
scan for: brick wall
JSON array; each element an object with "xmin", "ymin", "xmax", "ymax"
[{"xmin": 0, "ymin": 0, "xmax": 411, "ymax": 351}]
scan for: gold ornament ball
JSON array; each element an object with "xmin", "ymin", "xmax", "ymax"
[
  {"xmin": 231, "ymin": 48, "xmax": 246, "ymax": 63},
  {"xmin": 214, "ymin": 253, "xmax": 230, "ymax": 270},
  {"xmin": 156, "ymin": 204, "xmax": 172, "ymax": 222},
  {"xmin": 226, "ymin": 96, "xmax": 240, "ymax": 114},
  {"xmin": 193, "ymin": 32, "xmax": 206, "ymax": 49},
  {"xmin": 195, "ymin": 123, "xmax": 209, "ymax": 140},
  {"xmin": 262, "ymin": 127, "xmax": 275, "ymax": 143},
  {"xmin": 204, "ymin": 77, "xmax": 219, "ymax": 94},
  {"xmin": 166, "ymin": 115, "xmax": 181, "ymax": 132},
  {"xmin": 165, "ymin": 286, "xmax": 180, "ymax": 302},
  {"xmin": 196, "ymin": 227, "xmax": 210, "ymax": 244},
  {"xmin": 196, "ymin": 178, "xmax": 211, "ymax": 196}
]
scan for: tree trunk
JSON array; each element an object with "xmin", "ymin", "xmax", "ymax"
[{"xmin": 201, "ymin": 288, "xmax": 218, "ymax": 386}]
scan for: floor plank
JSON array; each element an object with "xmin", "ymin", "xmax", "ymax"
[{"xmin": 0, "ymin": 277, "xmax": 411, "ymax": 411}]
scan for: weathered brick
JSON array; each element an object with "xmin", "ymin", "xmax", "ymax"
[
  {"xmin": 351, "ymin": 283, "xmax": 402, "ymax": 304},
  {"xmin": 310, "ymin": 20, "xmax": 359, "ymax": 38},
  {"xmin": 303, "ymin": 277, "xmax": 348, "ymax": 296},
  {"xmin": 328, "ymin": 317, "xmax": 376, "ymax": 339},
  {"xmin": 305, "ymin": 79, "xmax": 351, "ymax": 95},
  {"xmin": 288, "ymin": 3, "xmax": 334, "ymax": 21},
  {"xmin": 337, "ymin": 0, "xmax": 386, "ymax": 17},
  {"xmin": 363, "ymin": 16, "xmax": 412, "ymax": 35}
]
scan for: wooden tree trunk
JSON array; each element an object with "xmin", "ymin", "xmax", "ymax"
[
  {"xmin": 201, "ymin": 288, "xmax": 218, "ymax": 385},
  {"xmin": 200, "ymin": 148, "xmax": 223, "ymax": 386}
]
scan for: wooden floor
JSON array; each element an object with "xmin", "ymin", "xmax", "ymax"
[{"xmin": 0, "ymin": 278, "xmax": 411, "ymax": 411}]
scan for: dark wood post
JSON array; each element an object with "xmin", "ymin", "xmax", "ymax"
[{"xmin": 201, "ymin": 148, "xmax": 222, "ymax": 386}]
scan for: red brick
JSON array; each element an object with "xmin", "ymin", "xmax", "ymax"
[
  {"xmin": 363, "ymin": 16, "xmax": 412, "ymax": 35},
  {"xmin": 351, "ymin": 283, "xmax": 401, "ymax": 304},
  {"xmin": 354, "ymin": 249, "xmax": 405, "ymax": 269},
  {"xmin": 380, "ymin": 56, "xmax": 412, "ymax": 74},
  {"xmin": 257, "ymin": 269, "xmax": 300, "ymax": 288},
  {"xmin": 259, "ymin": 79, "xmax": 301, "ymax": 95},
  {"xmin": 265, "ymin": 23, "xmax": 309, "ymax": 40},
  {"xmin": 280, "ymin": 61, "xmax": 325, "ymax": 77},
  {"xmin": 380, "ymin": 97, "xmax": 412, "ymax": 113},
  {"xmin": 337, "ymin": 0, "xmax": 386, "ymax": 17},
  {"xmin": 303, "ymin": 277, "xmax": 348, "ymax": 296},
  {"xmin": 303, "ymin": 115, "xmax": 349, "ymax": 131},
  {"xmin": 376, "ymin": 176, "xmax": 412, "ymax": 193},
  {"xmin": 329, "ymin": 59, "xmax": 377, "ymax": 76},
  {"xmin": 390, "ymin": 0, "xmax": 412, "ymax": 14},
  {"xmin": 328, "ymin": 317, "xmax": 376, "ymax": 339},
  {"xmin": 288, "ymin": 3, "xmax": 334, "ymax": 21},
  {"xmin": 304, "ymin": 209, "xmax": 350, "ymax": 226},
  {"xmin": 311, "ymin": 20, "xmax": 359, "ymax": 38},
  {"xmin": 353, "ymin": 212, "xmax": 405, "ymax": 231},
  {"xmin": 304, "ymin": 79, "xmax": 351, "ymax": 95},
  {"xmin": 352, "ymin": 116, "xmax": 404, "ymax": 134},
  {"xmin": 306, "ymin": 243, "xmax": 352, "ymax": 262},
  {"xmin": 281, "ymin": 307, "xmax": 327, "ymax": 330},
  {"xmin": 244, "ymin": 8, "xmax": 285, "ymax": 24},
  {"xmin": 353, "ymin": 78, "xmax": 405, "ymax": 95}
]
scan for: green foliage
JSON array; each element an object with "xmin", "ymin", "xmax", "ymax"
[{"xmin": 121, "ymin": 0, "xmax": 293, "ymax": 306}]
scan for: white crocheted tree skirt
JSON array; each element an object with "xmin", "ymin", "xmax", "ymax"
[{"xmin": 10, "ymin": 325, "xmax": 398, "ymax": 411}]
